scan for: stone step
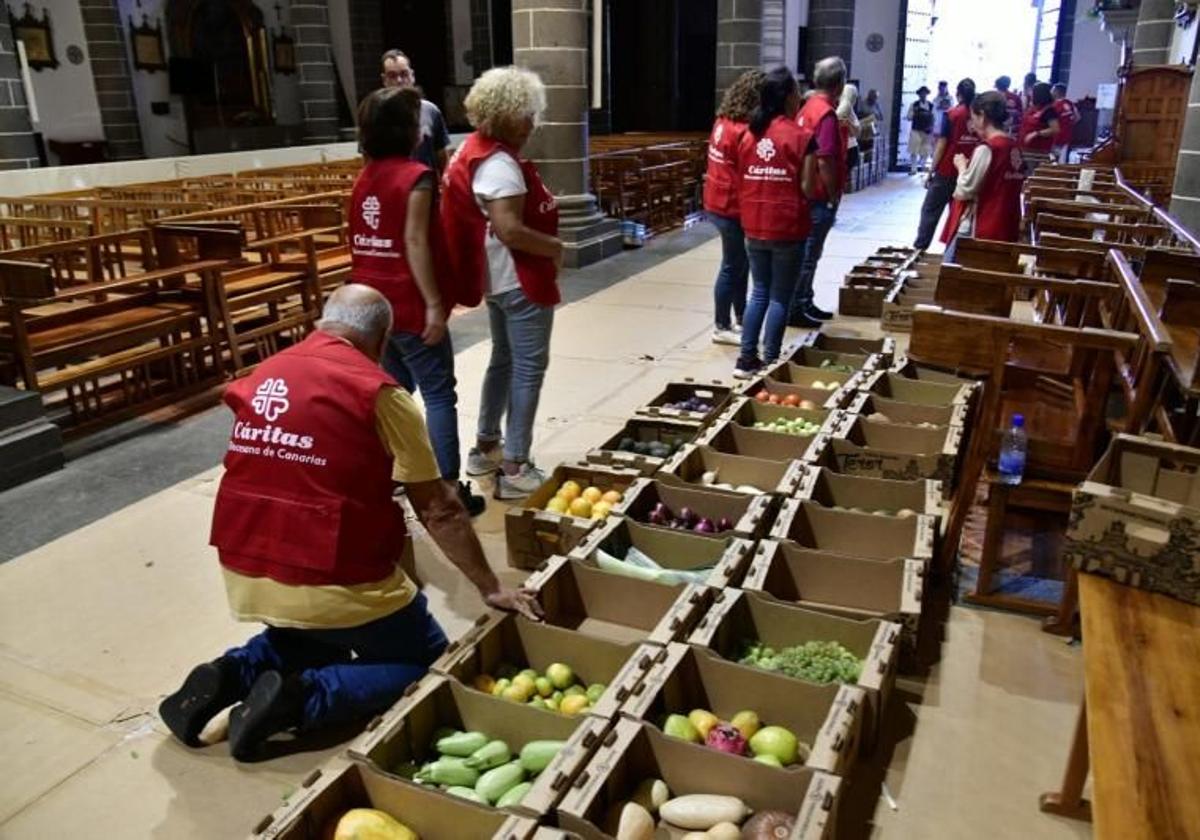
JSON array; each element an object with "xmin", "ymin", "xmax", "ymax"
[
  {"xmin": 0, "ymin": 420, "xmax": 65, "ymax": 492},
  {"xmin": 0, "ymin": 386, "xmax": 45, "ymax": 432}
]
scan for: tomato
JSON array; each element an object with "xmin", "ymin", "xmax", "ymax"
[{"xmin": 754, "ymin": 390, "xmax": 770, "ymax": 403}]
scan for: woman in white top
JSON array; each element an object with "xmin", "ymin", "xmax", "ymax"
[{"xmin": 837, "ymin": 83, "xmax": 862, "ymax": 172}]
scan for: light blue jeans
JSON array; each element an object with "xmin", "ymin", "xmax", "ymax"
[{"xmin": 478, "ymin": 287, "xmax": 554, "ymax": 463}]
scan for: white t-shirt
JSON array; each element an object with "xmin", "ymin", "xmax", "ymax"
[{"xmin": 472, "ymin": 151, "xmax": 526, "ymax": 297}]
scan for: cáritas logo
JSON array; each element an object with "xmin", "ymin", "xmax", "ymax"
[
  {"xmin": 756, "ymin": 137, "xmax": 777, "ymax": 162},
  {"xmin": 251, "ymin": 377, "xmax": 290, "ymax": 421},
  {"xmin": 362, "ymin": 195, "xmax": 381, "ymax": 231}
]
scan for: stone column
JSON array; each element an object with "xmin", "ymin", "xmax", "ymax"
[
  {"xmin": 806, "ymin": 0, "xmax": 855, "ymax": 76},
  {"xmin": 1169, "ymin": 71, "xmax": 1200, "ymax": 236},
  {"xmin": 0, "ymin": 16, "xmax": 37, "ymax": 169},
  {"xmin": 513, "ymin": 0, "xmax": 621, "ymax": 268},
  {"xmin": 349, "ymin": 0, "xmax": 384, "ymax": 106},
  {"xmin": 470, "ymin": 0, "xmax": 494, "ymax": 75},
  {"xmin": 761, "ymin": 0, "xmax": 785, "ymax": 67},
  {"xmin": 291, "ymin": 0, "xmax": 340, "ymax": 143},
  {"xmin": 80, "ymin": 0, "xmax": 144, "ymax": 160},
  {"xmin": 716, "ymin": 0, "xmax": 763, "ymax": 106},
  {"xmin": 1131, "ymin": 0, "xmax": 1175, "ymax": 66}
]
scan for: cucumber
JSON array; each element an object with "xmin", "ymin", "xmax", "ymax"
[
  {"xmin": 445, "ymin": 786, "xmax": 489, "ymax": 805},
  {"xmin": 464, "ymin": 739, "xmax": 511, "ymax": 771},
  {"xmin": 475, "ymin": 760, "xmax": 526, "ymax": 804},
  {"xmin": 496, "ymin": 781, "xmax": 533, "ymax": 808},
  {"xmin": 413, "ymin": 757, "xmax": 480, "ymax": 787},
  {"xmin": 518, "ymin": 740, "xmax": 565, "ymax": 774},
  {"xmin": 436, "ymin": 730, "xmax": 490, "ymax": 757}
]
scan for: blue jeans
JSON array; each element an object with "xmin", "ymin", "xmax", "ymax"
[
  {"xmin": 741, "ymin": 239, "xmax": 802, "ymax": 364},
  {"xmin": 383, "ymin": 332, "xmax": 461, "ymax": 481},
  {"xmin": 479, "ymin": 287, "xmax": 554, "ymax": 463},
  {"xmin": 709, "ymin": 212, "xmax": 749, "ymax": 330},
  {"xmin": 790, "ymin": 202, "xmax": 838, "ymax": 318},
  {"xmin": 223, "ymin": 592, "xmax": 448, "ymax": 729}
]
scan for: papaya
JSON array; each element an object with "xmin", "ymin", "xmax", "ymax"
[{"xmin": 332, "ymin": 808, "xmax": 418, "ymax": 840}]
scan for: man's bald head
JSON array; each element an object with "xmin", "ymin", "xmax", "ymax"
[
  {"xmin": 813, "ymin": 57, "xmax": 847, "ymax": 95},
  {"xmin": 319, "ymin": 284, "xmax": 393, "ymax": 359}
]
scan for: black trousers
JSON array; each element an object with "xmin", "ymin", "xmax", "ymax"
[{"xmin": 914, "ymin": 172, "xmax": 957, "ymax": 250}]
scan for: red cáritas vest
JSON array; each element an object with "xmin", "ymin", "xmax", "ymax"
[
  {"xmin": 441, "ymin": 132, "xmax": 560, "ymax": 308},
  {"xmin": 1019, "ymin": 105, "xmax": 1056, "ymax": 152},
  {"xmin": 941, "ymin": 134, "xmax": 1025, "ymax": 245},
  {"xmin": 350, "ymin": 157, "xmax": 452, "ymax": 335},
  {"xmin": 935, "ymin": 104, "xmax": 980, "ymax": 179},
  {"xmin": 210, "ymin": 331, "xmax": 407, "ymax": 587},
  {"xmin": 703, "ymin": 116, "xmax": 747, "ymax": 218},
  {"xmin": 1051, "ymin": 98, "xmax": 1078, "ymax": 146},
  {"xmin": 797, "ymin": 94, "xmax": 844, "ymax": 203},
  {"xmin": 736, "ymin": 115, "xmax": 815, "ymax": 242}
]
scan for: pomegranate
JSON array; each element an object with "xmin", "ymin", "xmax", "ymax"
[{"xmin": 704, "ymin": 723, "xmax": 747, "ymax": 756}]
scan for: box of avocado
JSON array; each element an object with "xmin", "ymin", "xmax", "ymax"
[
  {"xmin": 505, "ymin": 463, "xmax": 640, "ymax": 571},
  {"xmin": 828, "ymin": 411, "xmax": 964, "ymax": 486},
  {"xmin": 567, "ymin": 516, "xmax": 755, "ymax": 590},
  {"xmin": 585, "ymin": 417, "xmax": 699, "ymax": 477},
  {"xmin": 634, "ymin": 380, "xmax": 733, "ymax": 425},
  {"xmin": 347, "ymin": 674, "xmax": 605, "ymax": 819},
  {"xmin": 789, "ymin": 330, "xmax": 896, "ymax": 364},
  {"xmin": 658, "ymin": 443, "xmax": 807, "ymax": 498},
  {"xmin": 611, "ymin": 478, "xmax": 775, "ymax": 541},
  {"xmin": 554, "ymin": 717, "xmax": 840, "ymax": 840},
  {"xmin": 793, "ymin": 466, "xmax": 942, "ymax": 520},
  {"xmin": 844, "ymin": 391, "xmax": 969, "ymax": 428},
  {"xmin": 248, "ymin": 755, "xmax": 539, "ymax": 840},
  {"xmin": 617, "ymin": 641, "xmax": 866, "ymax": 778},
  {"xmin": 688, "ymin": 588, "xmax": 901, "ymax": 749},
  {"xmin": 769, "ymin": 498, "xmax": 935, "ymax": 562}
]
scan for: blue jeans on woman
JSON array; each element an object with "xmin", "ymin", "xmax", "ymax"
[
  {"xmin": 383, "ymin": 332, "xmax": 462, "ymax": 480},
  {"xmin": 223, "ymin": 592, "xmax": 448, "ymax": 729},
  {"xmin": 740, "ymin": 239, "xmax": 802, "ymax": 364},
  {"xmin": 479, "ymin": 286, "xmax": 555, "ymax": 464},
  {"xmin": 789, "ymin": 201, "xmax": 838, "ymax": 320},
  {"xmin": 709, "ymin": 212, "xmax": 749, "ymax": 330}
]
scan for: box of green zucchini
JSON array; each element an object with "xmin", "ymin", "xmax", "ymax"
[
  {"xmin": 585, "ymin": 417, "xmax": 699, "ymax": 477},
  {"xmin": 828, "ymin": 411, "xmax": 965, "ymax": 485},
  {"xmin": 770, "ymin": 498, "xmax": 935, "ymax": 562},
  {"xmin": 346, "ymin": 675, "xmax": 605, "ymax": 819},
  {"xmin": 567, "ymin": 516, "xmax": 756, "ymax": 590},
  {"xmin": 793, "ymin": 466, "xmax": 943, "ymax": 520},
  {"xmin": 554, "ymin": 717, "xmax": 841, "ymax": 840},
  {"xmin": 659, "ymin": 443, "xmax": 807, "ymax": 497},
  {"xmin": 248, "ymin": 755, "xmax": 539, "ymax": 840},
  {"xmin": 688, "ymin": 588, "xmax": 901, "ymax": 750},
  {"xmin": 844, "ymin": 391, "xmax": 969, "ymax": 428},
  {"xmin": 634, "ymin": 380, "xmax": 732, "ymax": 426},
  {"xmin": 611, "ymin": 478, "xmax": 775, "ymax": 541}
]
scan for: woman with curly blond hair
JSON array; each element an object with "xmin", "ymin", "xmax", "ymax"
[
  {"xmin": 442, "ymin": 66, "xmax": 563, "ymax": 499},
  {"xmin": 704, "ymin": 69, "xmax": 765, "ymax": 346}
]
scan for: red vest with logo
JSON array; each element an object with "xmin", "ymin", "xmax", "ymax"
[
  {"xmin": 350, "ymin": 157, "xmax": 451, "ymax": 335},
  {"xmin": 441, "ymin": 132, "xmax": 560, "ymax": 308},
  {"xmin": 210, "ymin": 332, "xmax": 406, "ymax": 587},
  {"xmin": 1051, "ymin": 98, "xmax": 1078, "ymax": 146},
  {"xmin": 703, "ymin": 116, "xmax": 747, "ymax": 218},
  {"xmin": 1020, "ymin": 105, "xmax": 1056, "ymax": 152},
  {"xmin": 935, "ymin": 104, "xmax": 979, "ymax": 179},
  {"xmin": 736, "ymin": 115, "xmax": 815, "ymax": 242},
  {"xmin": 943, "ymin": 134, "xmax": 1025, "ymax": 245},
  {"xmin": 797, "ymin": 94, "xmax": 844, "ymax": 202}
]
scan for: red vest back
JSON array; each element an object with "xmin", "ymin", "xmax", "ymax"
[
  {"xmin": 975, "ymin": 134, "xmax": 1026, "ymax": 243},
  {"xmin": 936, "ymin": 104, "xmax": 979, "ymax": 179},
  {"xmin": 703, "ymin": 116, "xmax": 746, "ymax": 218},
  {"xmin": 736, "ymin": 115, "xmax": 814, "ymax": 242},
  {"xmin": 350, "ymin": 157, "xmax": 451, "ymax": 335},
  {"xmin": 1020, "ymin": 105, "xmax": 1055, "ymax": 152},
  {"xmin": 210, "ymin": 332, "xmax": 406, "ymax": 587},
  {"xmin": 441, "ymin": 132, "xmax": 560, "ymax": 308},
  {"xmin": 1051, "ymin": 98, "xmax": 1078, "ymax": 146},
  {"xmin": 797, "ymin": 94, "xmax": 844, "ymax": 202}
]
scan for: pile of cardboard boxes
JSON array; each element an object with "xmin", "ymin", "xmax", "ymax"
[{"xmin": 837, "ymin": 247, "xmax": 944, "ymax": 334}]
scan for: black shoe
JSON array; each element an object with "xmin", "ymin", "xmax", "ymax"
[
  {"xmin": 787, "ymin": 312, "xmax": 822, "ymax": 328},
  {"xmin": 805, "ymin": 304, "xmax": 834, "ymax": 321},
  {"xmin": 733, "ymin": 356, "xmax": 765, "ymax": 379},
  {"xmin": 159, "ymin": 657, "xmax": 245, "ymax": 747},
  {"xmin": 228, "ymin": 671, "xmax": 306, "ymax": 761},
  {"xmin": 457, "ymin": 480, "xmax": 486, "ymax": 517}
]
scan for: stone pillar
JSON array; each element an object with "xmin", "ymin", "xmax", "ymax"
[
  {"xmin": 80, "ymin": 0, "xmax": 144, "ymax": 161},
  {"xmin": 0, "ymin": 16, "xmax": 37, "ymax": 169},
  {"xmin": 761, "ymin": 0, "xmax": 785, "ymax": 67},
  {"xmin": 806, "ymin": 0, "xmax": 854, "ymax": 76},
  {"xmin": 291, "ymin": 0, "xmax": 340, "ymax": 143},
  {"xmin": 349, "ymin": 0, "xmax": 384, "ymax": 106},
  {"xmin": 716, "ymin": 0, "xmax": 763, "ymax": 106},
  {"xmin": 1131, "ymin": 0, "xmax": 1175, "ymax": 66},
  {"xmin": 470, "ymin": 0, "xmax": 494, "ymax": 75},
  {"xmin": 1169, "ymin": 70, "xmax": 1200, "ymax": 237},
  {"xmin": 513, "ymin": 0, "xmax": 621, "ymax": 268}
]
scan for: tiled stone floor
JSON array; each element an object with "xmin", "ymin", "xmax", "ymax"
[{"xmin": 0, "ymin": 176, "xmax": 1090, "ymax": 838}]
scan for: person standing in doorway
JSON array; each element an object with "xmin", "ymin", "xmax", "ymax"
[
  {"xmin": 1022, "ymin": 72, "xmax": 1038, "ymax": 110},
  {"xmin": 914, "ymin": 78, "xmax": 977, "ymax": 251},
  {"xmin": 858, "ymin": 88, "xmax": 884, "ymax": 163},
  {"xmin": 704, "ymin": 70, "xmax": 765, "ymax": 347},
  {"xmin": 934, "ymin": 81, "xmax": 953, "ymax": 116},
  {"xmin": 995, "ymin": 75, "xmax": 1024, "ymax": 134},
  {"xmin": 787, "ymin": 56, "xmax": 846, "ymax": 329},
  {"xmin": 838, "ymin": 83, "xmax": 862, "ymax": 174},
  {"xmin": 1019, "ymin": 82, "xmax": 1060, "ymax": 172},
  {"xmin": 1050, "ymin": 83, "xmax": 1078, "ymax": 162},
  {"xmin": 906, "ymin": 86, "xmax": 935, "ymax": 175},
  {"xmin": 381, "ymin": 49, "xmax": 451, "ymax": 177}
]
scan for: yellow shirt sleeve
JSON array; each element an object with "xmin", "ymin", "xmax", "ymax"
[{"xmin": 374, "ymin": 386, "xmax": 442, "ymax": 483}]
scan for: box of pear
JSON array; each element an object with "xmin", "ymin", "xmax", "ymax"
[
  {"xmin": 844, "ymin": 391, "xmax": 969, "ymax": 428},
  {"xmin": 793, "ymin": 467, "xmax": 943, "ymax": 521},
  {"xmin": 688, "ymin": 588, "xmax": 901, "ymax": 747},
  {"xmin": 658, "ymin": 443, "xmax": 807, "ymax": 498},
  {"xmin": 616, "ymin": 641, "xmax": 866, "ymax": 778},
  {"xmin": 347, "ymin": 675, "xmax": 602, "ymax": 819},
  {"xmin": 790, "ymin": 330, "xmax": 896, "ymax": 363},
  {"xmin": 505, "ymin": 463, "xmax": 640, "ymax": 571},
  {"xmin": 826, "ymin": 411, "xmax": 964, "ymax": 485},
  {"xmin": 635, "ymin": 379, "xmax": 733, "ymax": 426},
  {"xmin": 769, "ymin": 498, "xmax": 935, "ymax": 563},
  {"xmin": 567, "ymin": 516, "xmax": 755, "ymax": 590},
  {"xmin": 554, "ymin": 717, "xmax": 840, "ymax": 840},
  {"xmin": 612, "ymin": 478, "xmax": 775, "ymax": 541},
  {"xmin": 585, "ymin": 417, "xmax": 699, "ymax": 477},
  {"xmin": 249, "ymin": 755, "xmax": 540, "ymax": 840}
]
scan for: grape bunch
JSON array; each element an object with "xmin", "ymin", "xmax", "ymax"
[{"xmin": 739, "ymin": 640, "xmax": 862, "ymax": 685}]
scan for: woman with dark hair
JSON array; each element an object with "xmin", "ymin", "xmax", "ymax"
[
  {"xmin": 732, "ymin": 66, "xmax": 815, "ymax": 377},
  {"xmin": 704, "ymin": 69, "xmax": 765, "ymax": 346},
  {"xmin": 350, "ymin": 87, "xmax": 485, "ymax": 514},
  {"xmin": 940, "ymin": 91, "xmax": 1026, "ymax": 258},
  {"xmin": 1019, "ymin": 82, "xmax": 1060, "ymax": 171}
]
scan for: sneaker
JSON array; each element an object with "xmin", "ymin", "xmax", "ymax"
[
  {"xmin": 787, "ymin": 311, "xmax": 822, "ymax": 328},
  {"xmin": 733, "ymin": 356, "xmax": 764, "ymax": 379},
  {"xmin": 228, "ymin": 671, "xmax": 306, "ymax": 762},
  {"xmin": 159, "ymin": 657, "xmax": 245, "ymax": 747},
  {"xmin": 712, "ymin": 328, "xmax": 741, "ymax": 346},
  {"xmin": 457, "ymin": 480, "xmax": 486, "ymax": 517},
  {"xmin": 495, "ymin": 462, "xmax": 547, "ymax": 500},
  {"xmin": 805, "ymin": 304, "xmax": 834, "ymax": 321},
  {"xmin": 466, "ymin": 446, "xmax": 503, "ymax": 476}
]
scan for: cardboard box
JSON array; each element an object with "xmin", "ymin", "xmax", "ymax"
[
  {"xmin": 615, "ymin": 641, "xmax": 866, "ymax": 777},
  {"xmin": 688, "ymin": 588, "xmax": 901, "ymax": 747},
  {"xmin": 844, "ymin": 391, "xmax": 968, "ymax": 428},
  {"xmin": 635, "ymin": 380, "xmax": 733, "ymax": 425},
  {"xmin": 585, "ymin": 417, "xmax": 700, "ymax": 477},
  {"xmin": 827, "ymin": 412, "xmax": 964, "ymax": 485},
  {"xmin": 881, "ymin": 281, "xmax": 938, "ymax": 333},
  {"xmin": 782, "ymin": 344, "xmax": 874, "ymax": 374},
  {"xmin": 793, "ymin": 466, "xmax": 943, "ymax": 519},
  {"xmin": 522, "ymin": 555, "xmax": 713, "ymax": 645},
  {"xmin": 568, "ymin": 516, "xmax": 756, "ymax": 590},
  {"xmin": 555, "ymin": 718, "xmax": 841, "ymax": 840},
  {"xmin": 886, "ymin": 356, "xmax": 980, "ymax": 386},
  {"xmin": 347, "ymin": 676, "xmax": 599, "ymax": 819},
  {"xmin": 790, "ymin": 330, "xmax": 896, "ymax": 363},
  {"xmin": 857, "ymin": 370, "xmax": 975, "ymax": 407},
  {"xmin": 769, "ymin": 499, "xmax": 935, "ymax": 562},
  {"xmin": 248, "ymin": 756, "xmax": 538, "ymax": 840},
  {"xmin": 1062, "ymin": 434, "xmax": 1200, "ymax": 605},
  {"xmin": 718, "ymin": 394, "xmax": 835, "ymax": 430},
  {"xmin": 505, "ymin": 463, "xmax": 641, "ymax": 570},
  {"xmin": 612, "ymin": 478, "xmax": 775, "ymax": 541},
  {"xmin": 803, "ymin": 434, "xmax": 957, "ymax": 495},
  {"xmin": 766, "ymin": 361, "xmax": 854, "ymax": 393},
  {"xmin": 839, "ymin": 275, "xmax": 895, "ymax": 318},
  {"xmin": 659, "ymin": 443, "xmax": 807, "ymax": 497},
  {"xmin": 744, "ymin": 539, "xmax": 924, "ymax": 647}
]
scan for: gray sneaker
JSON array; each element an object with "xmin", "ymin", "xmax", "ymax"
[
  {"xmin": 494, "ymin": 463, "xmax": 547, "ymax": 500},
  {"xmin": 466, "ymin": 446, "xmax": 503, "ymax": 476}
]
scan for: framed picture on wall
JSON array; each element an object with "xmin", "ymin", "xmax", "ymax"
[
  {"xmin": 8, "ymin": 3, "xmax": 58, "ymax": 71},
  {"xmin": 272, "ymin": 30, "xmax": 295, "ymax": 75},
  {"xmin": 129, "ymin": 16, "xmax": 167, "ymax": 72}
]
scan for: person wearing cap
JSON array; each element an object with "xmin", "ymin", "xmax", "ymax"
[{"xmin": 907, "ymin": 86, "xmax": 935, "ymax": 175}]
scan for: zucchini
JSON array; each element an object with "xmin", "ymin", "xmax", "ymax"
[
  {"xmin": 445, "ymin": 786, "xmax": 489, "ymax": 805},
  {"xmin": 475, "ymin": 760, "xmax": 526, "ymax": 804},
  {"xmin": 436, "ymin": 730, "xmax": 490, "ymax": 757},
  {"xmin": 464, "ymin": 739, "xmax": 512, "ymax": 771},
  {"xmin": 495, "ymin": 781, "xmax": 533, "ymax": 808},
  {"xmin": 518, "ymin": 740, "xmax": 565, "ymax": 774},
  {"xmin": 413, "ymin": 756, "xmax": 480, "ymax": 788}
]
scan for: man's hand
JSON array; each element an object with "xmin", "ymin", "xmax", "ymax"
[
  {"xmin": 422, "ymin": 306, "xmax": 447, "ymax": 346},
  {"xmin": 485, "ymin": 586, "xmax": 544, "ymax": 622}
]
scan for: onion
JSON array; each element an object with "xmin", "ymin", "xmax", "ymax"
[
  {"xmin": 694, "ymin": 518, "xmax": 716, "ymax": 534},
  {"xmin": 741, "ymin": 811, "xmax": 797, "ymax": 840},
  {"xmin": 679, "ymin": 507, "xmax": 697, "ymax": 525},
  {"xmin": 652, "ymin": 502, "xmax": 671, "ymax": 519},
  {"xmin": 648, "ymin": 510, "xmax": 666, "ymax": 525},
  {"xmin": 717, "ymin": 517, "xmax": 733, "ymax": 532}
]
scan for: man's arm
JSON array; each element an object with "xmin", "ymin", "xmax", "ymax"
[{"xmin": 928, "ymin": 112, "xmax": 950, "ymax": 172}]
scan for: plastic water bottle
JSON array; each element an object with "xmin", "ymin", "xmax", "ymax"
[{"xmin": 997, "ymin": 414, "xmax": 1027, "ymax": 485}]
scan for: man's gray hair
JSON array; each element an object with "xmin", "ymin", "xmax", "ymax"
[
  {"xmin": 319, "ymin": 288, "xmax": 393, "ymax": 339},
  {"xmin": 381, "ymin": 49, "xmax": 409, "ymax": 66},
  {"xmin": 813, "ymin": 57, "xmax": 847, "ymax": 92}
]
